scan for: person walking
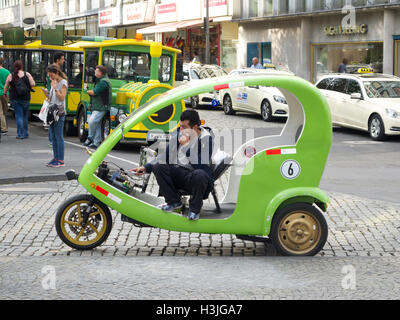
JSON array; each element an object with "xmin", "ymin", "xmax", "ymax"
[
  {"xmin": 43, "ymin": 64, "xmax": 68, "ymax": 167},
  {"xmin": 83, "ymin": 65, "xmax": 112, "ymax": 149},
  {"xmin": 3, "ymin": 60, "xmax": 35, "ymax": 139},
  {"xmin": 0, "ymin": 58, "xmax": 11, "ymax": 137},
  {"xmin": 338, "ymin": 58, "xmax": 348, "ymax": 73}
]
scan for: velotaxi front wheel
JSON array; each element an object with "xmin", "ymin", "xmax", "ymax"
[
  {"xmin": 270, "ymin": 203, "xmax": 328, "ymax": 256},
  {"xmin": 55, "ymin": 194, "xmax": 112, "ymax": 250}
]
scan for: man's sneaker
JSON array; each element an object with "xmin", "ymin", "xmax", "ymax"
[
  {"xmin": 159, "ymin": 201, "xmax": 183, "ymax": 212},
  {"xmin": 88, "ymin": 143, "xmax": 98, "ymax": 150},
  {"xmin": 83, "ymin": 138, "xmax": 93, "ymax": 147},
  {"xmin": 46, "ymin": 159, "xmax": 58, "ymax": 167},
  {"xmin": 1, "ymin": 130, "xmax": 7, "ymax": 135},
  {"xmin": 48, "ymin": 143, "xmax": 52, "ymax": 148},
  {"xmin": 188, "ymin": 211, "xmax": 200, "ymax": 221}
]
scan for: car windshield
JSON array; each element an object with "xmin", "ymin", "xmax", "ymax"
[{"xmin": 363, "ymin": 80, "xmax": 400, "ymax": 98}]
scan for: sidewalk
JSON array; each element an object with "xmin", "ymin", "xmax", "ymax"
[{"xmin": 0, "ymin": 179, "xmax": 399, "ymax": 258}]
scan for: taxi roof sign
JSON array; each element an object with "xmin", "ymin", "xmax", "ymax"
[{"xmin": 357, "ymin": 67, "xmax": 374, "ymax": 74}]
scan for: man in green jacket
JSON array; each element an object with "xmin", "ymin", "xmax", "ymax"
[
  {"xmin": 83, "ymin": 65, "xmax": 112, "ymax": 149},
  {"xmin": 0, "ymin": 57, "xmax": 11, "ymax": 136}
]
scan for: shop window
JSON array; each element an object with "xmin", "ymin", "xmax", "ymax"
[
  {"xmin": 263, "ymin": 0, "xmax": 272, "ymax": 15},
  {"xmin": 347, "ymin": 80, "xmax": 362, "ymax": 95},
  {"xmin": 102, "ymin": 50, "xmax": 150, "ymax": 81},
  {"xmin": 68, "ymin": 52, "xmax": 84, "ymax": 88},
  {"xmin": 395, "ymin": 40, "xmax": 400, "ymax": 77},
  {"xmin": 312, "ymin": 42, "xmax": 383, "ymax": 83},
  {"xmin": 85, "ymin": 51, "xmax": 99, "ymax": 84},
  {"xmin": 158, "ymin": 55, "xmax": 171, "ymax": 83}
]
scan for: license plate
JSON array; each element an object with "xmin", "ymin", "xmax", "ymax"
[{"xmin": 147, "ymin": 132, "xmax": 171, "ymax": 141}]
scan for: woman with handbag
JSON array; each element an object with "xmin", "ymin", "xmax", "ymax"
[
  {"xmin": 43, "ymin": 64, "xmax": 68, "ymax": 167},
  {"xmin": 3, "ymin": 60, "xmax": 35, "ymax": 139}
]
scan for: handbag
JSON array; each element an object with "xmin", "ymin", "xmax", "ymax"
[{"xmin": 46, "ymin": 87, "xmax": 65, "ymax": 125}]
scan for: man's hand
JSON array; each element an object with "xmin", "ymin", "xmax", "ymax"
[
  {"xmin": 179, "ymin": 128, "xmax": 194, "ymax": 146},
  {"xmin": 130, "ymin": 166, "xmax": 146, "ymax": 176},
  {"xmin": 87, "ymin": 90, "xmax": 94, "ymax": 96}
]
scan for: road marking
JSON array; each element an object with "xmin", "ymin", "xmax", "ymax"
[
  {"xmin": 342, "ymin": 140, "xmax": 383, "ymax": 145},
  {"xmin": 30, "ymin": 150, "xmax": 52, "ymax": 154},
  {"xmin": 64, "ymin": 140, "xmax": 139, "ymax": 166}
]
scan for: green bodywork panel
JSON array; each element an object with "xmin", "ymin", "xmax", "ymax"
[{"xmin": 78, "ymin": 74, "xmax": 332, "ymax": 236}]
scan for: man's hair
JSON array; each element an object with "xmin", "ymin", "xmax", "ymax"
[
  {"xmin": 96, "ymin": 65, "xmax": 107, "ymax": 76},
  {"xmin": 180, "ymin": 109, "xmax": 200, "ymax": 127},
  {"xmin": 0, "ymin": 57, "xmax": 4, "ymax": 66},
  {"xmin": 53, "ymin": 51, "xmax": 65, "ymax": 63}
]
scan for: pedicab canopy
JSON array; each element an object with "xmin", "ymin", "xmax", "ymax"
[{"xmin": 78, "ymin": 73, "xmax": 332, "ymax": 237}]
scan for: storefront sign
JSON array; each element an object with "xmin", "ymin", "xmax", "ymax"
[
  {"xmin": 203, "ymin": 0, "xmax": 228, "ymax": 17},
  {"xmin": 123, "ymin": 3, "xmax": 146, "ymax": 25},
  {"xmin": 156, "ymin": 2, "xmax": 177, "ymax": 23},
  {"xmin": 99, "ymin": 8, "xmax": 121, "ymax": 27},
  {"xmin": 324, "ymin": 24, "xmax": 368, "ymax": 36}
]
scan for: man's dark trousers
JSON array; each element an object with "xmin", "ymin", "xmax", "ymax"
[{"xmin": 152, "ymin": 163, "xmax": 209, "ymax": 213}]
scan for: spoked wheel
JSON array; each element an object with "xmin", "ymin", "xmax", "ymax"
[
  {"xmin": 261, "ymin": 100, "xmax": 273, "ymax": 122},
  {"xmin": 223, "ymin": 95, "xmax": 235, "ymax": 115},
  {"xmin": 55, "ymin": 194, "xmax": 112, "ymax": 250},
  {"xmin": 270, "ymin": 203, "xmax": 328, "ymax": 256}
]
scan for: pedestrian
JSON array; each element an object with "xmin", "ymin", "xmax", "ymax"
[
  {"xmin": 0, "ymin": 57, "xmax": 11, "ymax": 138},
  {"xmin": 83, "ymin": 65, "xmax": 112, "ymax": 149},
  {"xmin": 43, "ymin": 51, "xmax": 66, "ymax": 148},
  {"xmin": 191, "ymin": 51, "xmax": 200, "ymax": 64},
  {"xmin": 338, "ymin": 58, "xmax": 348, "ymax": 73},
  {"xmin": 43, "ymin": 64, "xmax": 68, "ymax": 167},
  {"xmin": 3, "ymin": 60, "xmax": 35, "ymax": 139},
  {"xmin": 250, "ymin": 57, "xmax": 263, "ymax": 69}
]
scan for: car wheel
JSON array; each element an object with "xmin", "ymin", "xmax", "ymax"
[
  {"xmin": 102, "ymin": 116, "xmax": 110, "ymax": 142},
  {"xmin": 270, "ymin": 203, "xmax": 328, "ymax": 256},
  {"xmin": 78, "ymin": 109, "xmax": 88, "ymax": 143},
  {"xmin": 223, "ymin": 95, "xmax": 235, "ymax": 115},
  {"xmin": 369, "ymin": 114, "xmax": 386, "ymax": 141},
  {"xmin": 190, "ymin": 96, "xmax": 200, "ymax": 109},
  {"xmin": 261, "ymin": 100, "xmax": 273, "ymax": 122}
]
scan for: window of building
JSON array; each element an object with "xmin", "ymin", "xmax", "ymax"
[
  {"xmin": 249, "ymin": 0, "xmax": 259, "ymax": 17},
  {"xmin": 263, "ymin": 0, "xmax": 272, "ymax": 15},
  {"xmin": 25, "ymin": 0, "xmax": 30, "ymax": 5},
  {"xmin": 396, "ymin": 39, "xmax": 400, "ymax": 77},
  {"xmin": 91, "ymin": 0, "xmax": 99, "ymax": 9},
  {"xmin": 58, "ymin": 1, "xmax": 64, "ymax": 16},
  {"xmin": 68, "ymin": 0, "xmax": 76, "ymax": 15}
]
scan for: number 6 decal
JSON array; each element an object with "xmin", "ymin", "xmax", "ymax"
[{"xmin": 280, "ymin": 160, "xmax": 301, "ymax": 180}]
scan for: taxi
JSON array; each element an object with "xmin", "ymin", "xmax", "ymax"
[
  {"xmin": 220, "ymin": 68, "xmax": 294, "ymax": 121},
  {"xmin": 315, "ymin": 68, "xmax": 400, "ymax": 140}
]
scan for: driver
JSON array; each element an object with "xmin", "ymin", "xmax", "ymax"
[{"xmin": 132, "ymin": 110, "xmax": 214, "ymax": 221}]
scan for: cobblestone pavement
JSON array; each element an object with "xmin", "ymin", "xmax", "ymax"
[{"xmin": 1, "ymin": 179, "xmax": 400, "ymax": 299}]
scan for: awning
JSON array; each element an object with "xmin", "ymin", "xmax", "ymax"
[{"xmin": 137, "ymin": 19, "xmax": 204, "ymax": 34}]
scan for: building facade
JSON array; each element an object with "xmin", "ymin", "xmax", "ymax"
[{"xmin": 236, "ymin": 0, "xmax": 400, "ymax": 82}]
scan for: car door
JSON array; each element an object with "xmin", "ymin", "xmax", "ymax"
[
  {"xmin": 343, "ymin": 79, "xmax": 368, "ymax": 128},
  {"xmin": 316, "ymin": 77, "xmax": 338, "ymax": 122},
  {"xmin": 327, "ymin": 78, "xmax": 348, "ymax": 125},
  {"xmin": 234, "ymin": 71, "xmax": 251, "ymax": 111}
]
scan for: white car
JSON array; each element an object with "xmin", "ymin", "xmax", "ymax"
[
  {"xmin": 175, "ymin": 63, "xmax": 227, "ymax": 108},
  {"xmin": 220, "ymin": 68, "xmax": 294, "ymax": 122},
  {"xmin": 315, "ymin": 72, "xmax": 400, "ymax": 140}
]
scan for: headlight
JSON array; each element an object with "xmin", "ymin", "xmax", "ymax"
[
  {"xmin": 386, "ymin": 108, "xmax": 400, "ymax": 119},
  {"xmin": 118, "ymin": 110, "xmax": 128, "ymax": 123},
  {"xmin": 273, "ymin": 95, "xmax": 287, "ymax": 104}
]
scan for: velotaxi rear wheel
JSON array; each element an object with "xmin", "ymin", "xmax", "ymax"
[
  {"xmin": 270, "ymin": 203, "xmax": 328, "ymax": 256},
  {"xmin": 55, "ymin": 194, "xmax": 112, "ymax": 250}
]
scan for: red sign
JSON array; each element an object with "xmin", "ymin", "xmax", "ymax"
[
  {"xmin": 206, "ymin": 0, "xmax": 227, "ymax": 7},
  {"xmin": 158, "ymin": 3, "xmax": 177, "ymax": 14}
]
